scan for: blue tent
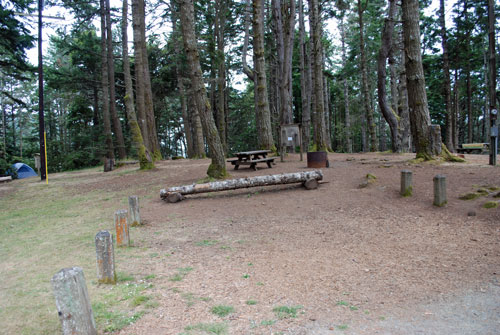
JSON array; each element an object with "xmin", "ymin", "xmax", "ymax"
[{"xmin": 11, "ymin": 163, "xmax": 38, "ymax": 179}]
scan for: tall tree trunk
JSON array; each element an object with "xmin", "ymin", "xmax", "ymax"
[
  {"xmin": 122, "ymin": 0, "xmax": 152, "ymax": 169},
  {"xmin": 439, "ymin": 0, "xmax": 453, "ymax": 151},
  {"xmin": 488, "ymin": 0, "xmax": 496, "ymax": 165},
  {"xmin": 140, "ymin": 0, "xmax": 161, "ymax": 159},
  {"xmin": 100, "ymin": 0, "xmax": 114, "ymax": 162},
  {"xmin": 105, "ymin": 0, "xmax": 126, "ymax": 160},
  {"xmin": 377, "ymin": 0, "xmax": 400, "ymax": 152},
  {"xmin": 308, "ymin": 0, "xmax": 328, "ymax": 151},
  {"xmin": 179, "ymin": 0, "xmax": 226, "ymax": 178},
  {"xmin": 252, "ymin": 0, "xmax": 275, "ymax": 150},
  {"xmin": 188, "ymin": 88, "xmax": 206, "ymax": 158},
  {"xmin": 272, "ymin": 0, "xmax": 295, "ymax": 126},
  {"xmin": 402, "ymin": 0, "xmax": 434, "ymax": 159},
  {"xmin": 452, "ymin": 69, "xmax": 459, "ymax": 149},
  {"xmin": 131, "ymin": 0, "xmax": 150, "ymax": 154},
  {"xmin": 215, "ymin": 0, "xmax": 227, "ymax": 153},
  {"xmin": 298, "ymin": 0, "xmax": 311, "ymax": 152},
  {"xmin": 398, "ymin": 47, "xmax": 411, "ymax": 152},
  {"xmin": 92, "ymin": 85, "xmax": 100, "ymax": 145},
  {"xmin": 171, "ymin": 2, "xmax": 194, "ymax": 158},
  {"xmin": 358, "ymin": 0, "xmax": 377, "ymax": 152},
  {"xmin": 340, "ymin": 15, "xmax": 352, "ymax": 153}
]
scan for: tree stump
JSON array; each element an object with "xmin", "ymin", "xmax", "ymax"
[
  {"xmin": 51, "ymin": 267, "xmax": 97, "ymax": 335},
  {"xmin": 400, "ymin": 170, "xmax": 413, "ymax": 197},
  {"xmin": 95, "ymin": 231, "xmax": 116, "ymax": 284},
  {"xmin": 128, "ymin": 196, "xmax": 141, "ymax": 226},
  {"xmin": 115, "ymin": 210, "xmax": 129, "ymax": 247},
  {"xmin": 433, "ymin": 175, "xmax": 447, "ymax": 207}
]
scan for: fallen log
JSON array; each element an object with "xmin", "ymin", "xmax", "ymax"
[{"xmin": 160, "ymin": 170, "xmax": 324, "ymax": 203}]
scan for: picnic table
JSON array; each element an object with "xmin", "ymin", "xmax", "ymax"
[{"xmin": 227, "ymin": 150, "xmax": 275, "ymax": 170}]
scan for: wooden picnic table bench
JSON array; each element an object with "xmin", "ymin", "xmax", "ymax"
[{"xmin": 227, "ymin": 150, "xmax": 275, "ymax": 170}]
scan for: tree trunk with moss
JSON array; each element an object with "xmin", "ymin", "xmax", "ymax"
[
  {"xmin": 122, "ymin": 0, "xmax": 152, "ymax": 169},
  {"xmin": 131, "ymin": 0, "xmax": 149, "ymax": 155},
  {"xmin": 180, "ymin": 0, "xmax": 226, "ymax": 178},
  {"xmin": 402, "ymin": 0, "xmax": 433, "ymax": 159}
]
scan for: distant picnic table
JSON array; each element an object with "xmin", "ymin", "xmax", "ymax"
[{"xmin": 227, "ymin": 150, "xmax": 275, "ymax": 170}]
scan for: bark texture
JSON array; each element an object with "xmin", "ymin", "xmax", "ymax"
[
  {"xmin": 358, "ymin": 0, "xmax": 377, "ymax": 152},
  {"xmin": 122, "ymin": 0, "xmax": 153, "ymax": 169},
  {"xmin": 179, "ymin": 0, "xmax": 227, "ymax": 178},
  {"xmin": 340, "ymin": 16, "xmax": 352, "ymax": 153},
  {"xmin": 377, "ymin": 0, "xmax": 400, "ymax": 152},
  {"xmin": 252, "ymin": 0, "xmax": 275, "ymax": 150},
  {"xmin": 308, "ymin": 0, "xmax": 328, "ymax": 151},
  {"xmin": 105, "ymin": 0, "xmax": 126, "ymax": 160},
  {"xmin": 298, "ymin": 0, "xmax": 311, "ymax": 152},
  {"xmin": 100, "ymin": 0, "xmax": 114, "ymax": 164},
  {"xmin": 439, "ymin": 0, "xmax": 454, "ymax": 151},
  {"xmin": 402, "ymin": 0, "xmax": 433, "ymax": 159},
  {"xmin": 161, "ymin": 170, "xmax": 324, "ymax": 198}
]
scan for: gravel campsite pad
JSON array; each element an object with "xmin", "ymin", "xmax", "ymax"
[{"xmin": 104, "ymin": 153, "xmax": 499, "ymax": 335}]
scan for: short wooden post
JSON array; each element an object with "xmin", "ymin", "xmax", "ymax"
[
  {"xmin": 115, "ymin": 209, "xmax": 130, "ymax": 247},
  {"xmin": 51, "ymin": 267, "xmax": 97, "ymax": 335},
  {"xmin": 128, "ymin": 196, "xmax": 141, "ymax": 226},
  {"xmin": 95, "ymin": 230, "xmax": 116, "ymax": 284},
  {"xmin": 433, "ymin": 175, "xmax": 447, "ymax": 207},
  {"xmin": 400, "ymin": 170, "xmax": 413, "ymax": 197}
]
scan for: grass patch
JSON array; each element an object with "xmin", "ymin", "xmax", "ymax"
[
  {"xmin": 144, "ymin": 274, "xmax": 156, "ymax": 280},
  {"xmin": 117, "ymin": 272, "xmax": 135, "ymax": 282},
  {"xmin": 246, "ymin": 300, "xmax": 258, "ymax": 305},
  {"xmin": 196, "ymin": 240, "xmax": 218, "ymax": 247},
  {"xmin": 131, "ymin": 295, "xmax": 150, "ymax": 307},
  {"xmin": 183, "ymin": 322, "xmax": 228, "ymax": 335},
  {"xmin": 260, "ymin": 320, "xmax": 276, "ymax": 326},
  {"xmin": 169, "ymin": 267, "xmax": 193, "ymax": 282},
  {"xmin": 272, "ymin": 305, "xmax": 302, "ymax": 319},
  {"xmin": 349, "ymin": 305, "xmax": 358, "ymax": 311},
  {"xmin": 0, "ymin": 169, "xmax": 162, "ymax": 334},
  {"xmin": 337, "ymin": 324, "xmax": 349, "ymax": 330},
  {"xmin": 336, "ymin": 300, "xmax": 349, "ymax": 306},
  {"xmin": 211, "ymin": 305, "xmax": 235, "ymax": 317}
]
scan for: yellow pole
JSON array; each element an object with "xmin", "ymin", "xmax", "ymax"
[{"xmin": 44, "ymin": 131, "xmax": 48, "ymax": 184}]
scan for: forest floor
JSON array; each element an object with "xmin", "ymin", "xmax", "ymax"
[{"xmin": 1, "ymin": 152, "xmax": 499, "ymax": 334}]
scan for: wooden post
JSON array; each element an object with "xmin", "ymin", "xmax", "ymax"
[
  {"xmin": 400, "ymin": 170, "xmax": 413, "ymax": 197},
  {"xmin": 128, "ymin": 196, "xmax": 141, "ymax": 226},
  {"xmin": 115, "ymin": 209, "xmax": 130, "ymax": 247},
  {"xmin": 95, "ymin": 230, "xmax": 116, "ymax": 284},
  {"xmin": 51, "ymin": 267, "xmax": 97, "ymax": 335},
  {"xmin": 433, "ymin": 175, "xmax": 447, "ymax": 207}
]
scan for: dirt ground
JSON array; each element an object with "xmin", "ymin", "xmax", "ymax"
[{"xmin": 70, "ymin": 153, "xmax": 499, "ymax": 334}]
